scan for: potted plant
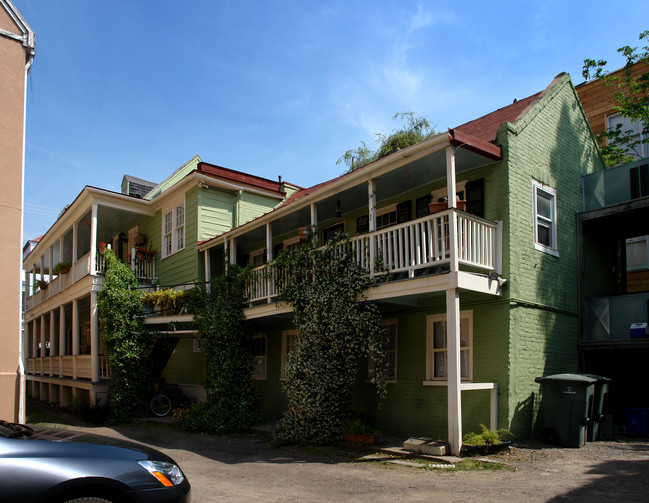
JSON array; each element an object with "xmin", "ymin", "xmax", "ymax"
[
  {"xmin": 36, "ymin": 279, "xmax": 48, "ymax": 290},
  {"xmin": 298, "ymin": 226, "xmax": 310, "ymax": 241},
  {"xmin": 98, "ymin": 242, "xmax": 106, "ymax": 255},
  {"xmin": 461, "ymin": 424, "xmax": 513, "ymax": 456},
  {"xmin": 53, "ymin": 262, "xmax": 71, "ymax": 275},
  {"xmin": 342, "ymin": 418, "xmax": 381, "ymax": 445}
]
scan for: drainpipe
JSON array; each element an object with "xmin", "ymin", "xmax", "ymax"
[
  {"xmin": 233, "ymin": 189, "xmax": 243, "ymax": 228},
  {"xmin": 18, "ymin": 30, "xmax": 36, "ymax": 424}
]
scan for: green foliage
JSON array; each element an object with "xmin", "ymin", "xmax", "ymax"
[
  {"xmin": 343, "ymin": 418, "xmax": 380, "ymax": 436},
  {"xmin": 583, "ymin": 31, "xmax": 649, "ymax": 166},
  {"xmin": 271, "ymin": 235, "xmax": 387, "ymax": 446},
  {"xmin": 53, "ymin": 262, "xmax": 71, "ymax": 275},
  {"xmin": 97, "ymin": 250, "xmax": 152, "ymax": 424},
  {"xmin": 337, "ymin": 112, "xmax": 437, "ymax": 172},
  {"xmin": 184, "ymin": 266, "xmax": 263, "ymax": 434},
  {"xmin": 141, "ymin": 288, "xmax": 190, "ymax": 313},
  {"xmin": 462, "ymin": 424, "xmax": 513, "ymax": 446}
]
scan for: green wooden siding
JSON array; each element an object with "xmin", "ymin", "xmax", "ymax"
[{"xmin": 197, "ymin": 187, "xmax": 235, "ymax": 242}]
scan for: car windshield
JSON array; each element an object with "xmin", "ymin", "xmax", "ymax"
[{"xmin": 0, "ymin": 420, "xmax": 34, "ymax": 438}]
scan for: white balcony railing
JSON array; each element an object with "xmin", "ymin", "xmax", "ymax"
[{"xmin": 247, "ymin": 209, "xmax": 502, "ymax": 304}]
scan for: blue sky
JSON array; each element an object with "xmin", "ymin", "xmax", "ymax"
[{"xmin": 14, "ymin": 0, "xmax": 648, "ymax": 241}]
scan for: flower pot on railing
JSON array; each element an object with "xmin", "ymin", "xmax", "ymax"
[
  {"xmin": 98, "ymin": 242, "xmax": 106, "ymax": 255},
  {"xmin": 298, "ymin": 226, "xmax": 310, "ymax": 241},
  {"xmin": 428, "ymin": 200, "xmax": 467, "ymax": 214},
  {"xmin": 37, "ymin": 280, "xmax": 48, "ymax": 290},
  {"xmin": 53, "ymin": 262, "xmax": 71, "ymax": 275}
]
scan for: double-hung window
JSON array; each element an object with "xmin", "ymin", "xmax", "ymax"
[
  {"xmin": 252, "ymin": 333, "xmax": 267, "ymax": 380},
  {"xmin": 532, "ymin": 180, "xmax": 558, "ymax": 257},
  {"xmin": 281, "ymin": 329, "xmax": 299, "ymax": 379},
  {"xmin": 162, "ymin": 198, "xmax": 186, "ymax": 258},
  {"xmin": 607, "ymin": 113, "xmax": 648, "ymax": 159},
  {"xmin": 425, "ymin": 311, "xmax": 472, "ymax": 383}
]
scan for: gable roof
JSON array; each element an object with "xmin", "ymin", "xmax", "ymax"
[{"xmin": 0, "ymin": 0, "xmax": 35, "ymax": 62}]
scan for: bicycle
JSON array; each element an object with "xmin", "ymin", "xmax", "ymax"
[{"xmin": 150, "ymin": 388, "xmax": 172, "ymax": 417}]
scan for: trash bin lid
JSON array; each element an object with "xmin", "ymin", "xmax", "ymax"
[
  {"xmin": 576, "ymin": 373, "xmax": 611, "ymax": 383},
  {"xmin": 535, "ymin": 373, "xmax": 598, "ymax": 384}
]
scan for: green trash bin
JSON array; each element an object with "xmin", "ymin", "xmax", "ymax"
[
  {"xmin": 535, "ymin": 373, "xmax": 597, "ymax": 448},
  {"xmin": 578, "ymin": 373, "xmax": 611, "ymax": 441}
]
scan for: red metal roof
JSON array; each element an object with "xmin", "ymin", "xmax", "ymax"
[
  {"xmin": 453, "ymin": 92, "xmax": 542, "ymax": 143},
  {"xmin": 197, "ymin": 162, "xmax": 286, "ymax": 195}
]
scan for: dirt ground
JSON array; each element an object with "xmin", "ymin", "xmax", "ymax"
[{"xmin": 25, "ymin": 403, "xmax": 649, "ymax": 503}]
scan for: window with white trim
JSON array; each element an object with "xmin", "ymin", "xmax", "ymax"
[
  {"xmin": 607, "ymin": 113, "xmax": 648, "ymax": 159},
  {"xmin": 249, "ymin": 248, "xmax": 265, "ymax": 266},
  {"xmin": 532, "ymin": 180, "xmax": 558, "ymax": 257},
  {"xmin": 425, "ymin": 311, "xmax": 472, "ymax": 382},
  {"xmin": 626, "ymin": 236, "xmax": 649, "ymax": 271},
  {"xmin": 283, "ymin": 236, "xmax": 301, "ymax": 251},
  {"xmin": 281, "ymin": 329, "xmax": 299, "ymax": 379},
  {"xmin": 368, "ymin": 319, "xmax": 398, "ymax": 382},
  {"xmin": 430, "ymin": 180, "xmax": 467, "ymax": 203},
  {"xmin": 252, "ymin": 333, "xmax": 267, "ymax": 380},
  {"xmin": 162, "ymin": 198, "xmax": 186, "ymax": 258},
  {"xmin": 376, "ymin": 204, "xmax": 397, "ymax": 230}
]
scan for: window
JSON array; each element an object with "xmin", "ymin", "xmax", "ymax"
[
  {"xmin": 425, "ymin": 311, "xmax": 472, "ymax": 383},
  {"xmin": 193, "ymin": 338, "xmax": 202, "ymax": 352},
  {"xmin": 376, "ymin": 204, "xmax": 397, "ymax": 230},
  {"xmin": 322, "ymin": 222, "xmax": 344, "ymax": 244},
  {"xmin": 281, "ymin": 329, "xmax": 299, "ymax": 379},
  {"xmin": 607, "ymin": 113, "xmax": 648, "ymax": 159},
  {"xmin": 283, "ymin": 236, "xmax": 301, "ymax": 251},
  {"xmin": 368, "ymin": 319, "xmax": 398, "ymax": 382},
  {"xmin": 626, "ymin": 236, "xmax": 649, "ymax": 271},
  {"xmin": 249, "ymin": 248, "xmax": 265, "ymax": 266},
  {"xmin": 532, "ymin": 180, "xmax": 558, "ymax": 257},
  {"xmin": 162, "ymin": 198, "xmax": 186, "ymax": 258},
  {"xmin": 430, "ymin": 180, "xmax": 467, "ymax": 204},
  {"xmin": 252, "ymin": 333, "xmax": 267, "ymax": 380}
]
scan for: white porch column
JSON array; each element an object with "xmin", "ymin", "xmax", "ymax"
[
  {"xmin": 265, "ymin": 223, "xmax": 273, "ymax": 262},
  {"xmin": 310, "ymin": 204, "xmax": 318, "ymax": 247},
  {"xmin": 59, "ymin": 305, "xmax": 66, "ymax": 376},
  {"xmin": 368, "ymin": 180, "xmax": 376, "ymax": 271},
  {"xmin": 31, "ymin": 319, "xmax": 37, "ymax": 359},
  {"xmin": 72, "ymin": 221, "xmax": 78, "ymax": 264},
  {"xmin": 49, "ymin": 310, "xmax": 57, "ymax": 357},
  {"xmin": 40, "ymin": 314, "xmax": 46, "ymax": 360},
  {"xmin": 446, "ymin": 288, "xmax": 462, "ymax": 456},
  {"xmin": 72, "ymin": 299, "xmax": 79, "ymax": 356},
  {"xmin": 90, "ymin": 290, "xmax": 99, "ymax": 382},
  {"xmin": 446, "ymin": 145, "xmax": 457, "ymax": 209},
  {"xmin": 204, "ymin": 250, "xmax": 211, "ymax": 293},
  {"xmin": 229, "ymin": 238, "xmax": 237, "ymax": 265},
  {"xmin": 90, "ymin": 203, "xmax": 98, "ymax": 275}
]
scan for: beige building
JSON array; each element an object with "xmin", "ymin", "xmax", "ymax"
[{"xmin": 0, "ymin": 0, "xmax": 35, "ymax": 422}]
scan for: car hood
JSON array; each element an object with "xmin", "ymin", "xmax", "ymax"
[{"xmin": 24, "ymin": 426, "xmax": 175, "ymax": 462}]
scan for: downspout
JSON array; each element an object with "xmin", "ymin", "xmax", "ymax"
[
  {"xmin": 233, "ymin": 189, "xmax": 243, "ymax": 228},
  {"xmin": 18, "ymin": 41, "xmax": 35, "ymax": 424}
]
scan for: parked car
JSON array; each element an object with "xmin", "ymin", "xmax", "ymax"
[{"xmin": 0, "ymin": 419, "xmax": 191, "ymax": 503}]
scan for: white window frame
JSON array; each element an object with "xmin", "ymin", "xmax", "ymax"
[
  {"xmin": 249, "ymin": 248, "xmax": 265, "ymax": 266},
  {"xmin": 606, "ymin": 113, "xmax": 648, "ymax": 159},
  {"xmin": 161, "ymin": 197, "xmax": 186, "ymax": 259},
  {"xmin": 368, "ymin": 318, "xmax": 398, "ymax": 383},
  {"xmin": 431, "ymin": 180, "xmax": 467, "ymax": 203},
  {"xmin": 626, "ymin": 236, "xmax": 649, "ymax": 271},
  {"xmin": 283, "ymin": 236, "xmax": 301, "ymax": 251},
  {"xmin": 252, "ymin": 333, "xmax": 267, "ymax": 380},
  {"xmin": 281, "ymin": 329, "xmax": 299, "ymax": 380},
  {"xmin": 424, "ymin": 310, "xmax": 473, "ymax": 384},
  {"xmin": 532, "ymin": 180, "xmax": 559, "ymax": 257}
]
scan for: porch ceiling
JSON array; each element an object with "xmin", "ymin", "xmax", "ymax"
[{"xmin": 96, "ymin": 205, "xmax": 148, "ymax": 244}]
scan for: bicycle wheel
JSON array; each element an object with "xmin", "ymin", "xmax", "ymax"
[{"xmin": 150, "ymin": 394, "xmax": 171, "ymax": 416}]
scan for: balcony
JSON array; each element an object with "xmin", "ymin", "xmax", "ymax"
[
  {"xmin": 582, "ymin": 158, "xmax": 649, "ymax": 211},
  {"xmin": 583, "ymin": 292, "xmax": 649, "ymax": 343},
  {"xmin": 247, "ymin": 209, "xmax": 502, "ymax": 304}
]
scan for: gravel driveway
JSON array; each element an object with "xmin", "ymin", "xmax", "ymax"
[{"xmin": 29, "ymin": 417, "xmax": 649, "ymax": 503}]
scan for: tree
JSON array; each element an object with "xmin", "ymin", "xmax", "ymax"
[
  {"xmin": 583, "ymin": 30, "xmax": 649, "ymax": 166},
  {"xmin": 97, "ymin": 250, "xmax": 152, "ymax": 423},
  {"xmin": 337, "ymin": 112, "xmax": 437, "ymax": 173}
]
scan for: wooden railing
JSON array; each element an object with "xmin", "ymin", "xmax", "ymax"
[{"xmin": 247, "ymin": 210, "xmax": 502, "ymax": 303}]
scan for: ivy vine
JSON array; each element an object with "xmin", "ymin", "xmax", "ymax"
[
  {"xmin": 97, "ymin": 250, "xmax": 152, "ymax": 423},
  {"xmin": 272, "ymin": 235, "xmax": 388, "ymax": 445},
  {"xmin": 184, "ymin": 265, "xmax": 263, "ymax": 433}
]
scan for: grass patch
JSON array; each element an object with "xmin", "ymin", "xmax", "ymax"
[
  {"xmin": 453, "ymin": 459, "xmax": 515, "ymax": 471},
  {"xmin": 25, "ymin": 405, "xmax": 68, "ymax": 426}
]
